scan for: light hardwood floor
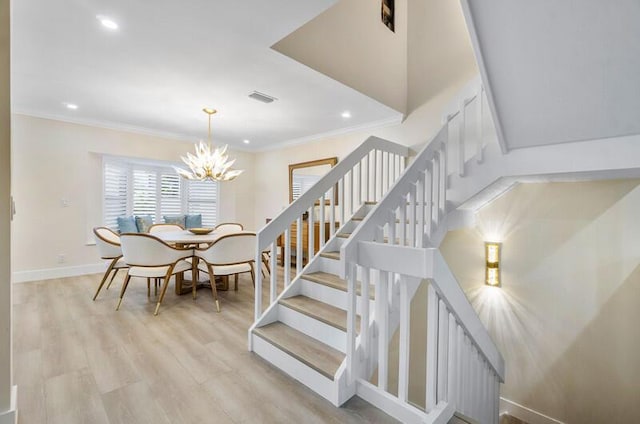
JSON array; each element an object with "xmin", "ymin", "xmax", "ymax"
[{"xmin": 13, "ymin": 268, "xmax": 398, "ymax": 424}]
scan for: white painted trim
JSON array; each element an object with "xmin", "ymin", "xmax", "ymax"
[
  {"xmin": 251, "ymin": 334, "xmax": 338, "ymax": 405},
  {"xmin": 0, "ymin": 385, "xmax": 17, "ymax": 424},
  {"xmin": 13, "ymin": 110, "xmax": 402, "ymax": 154},
  {"xmin": 12, "ymin": 263, "xmax": 105, "ymax": 284},
  {"xmin": 500, "ymin": 397, "xmax": 565, "ymax": 424},
  {"xmin": 458, "ymin": 1, "xmax": 508, "ymax": 154},
  {"xmin": 277, "ymin": 305, "xmax": 347, "ymax": 353},
  {"xmin": 12, "ymin": 111, "xmax": 197, "ymax": 144},
  {"xmin": 356, "ymin": 379, "xmax": 426, "ymax": 424},
  {"xmin": 254, "ymin": 115, "xmax": 404, "ymax": 152}
]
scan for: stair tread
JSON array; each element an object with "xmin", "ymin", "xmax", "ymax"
[
  {"xmin": 352, "ymin": 217, "xmax": 407, "ymax": 223},
  {"xmin": 302, "ymin": 271, "xmax": 375, "ymax": 299},
  {"xmin": 253, "ymin": 322, "xmax": 344, "ymax": 380},
  {"xmin": 279, "ymin": 295, "xmax": 360, "ymax": 332},
  {"xmin": 337, "ymin": 232, "xmax": 351, "ymax": 238},
  {"xmin": 319, "ymin": 251, "xmax": 340, "ymax": 260}
]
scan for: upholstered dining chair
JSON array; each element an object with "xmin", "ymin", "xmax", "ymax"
[
  {"xmin": 93, "ymin": 227, "xmax": 129, "ymax": 301},
  {"xmin": 148, "ymin": 223, "xmax": 184, "ymax": 234},
  {"xmin": 213, "ymin": 222, "xmax": 243, "ymax": 235},
  {"xmin": 195, "ymin": 231, "xmax": 256, "ymax": 312},
  {"xmin": 119, "ymin": 233, "xmax": 193, "ymax": 315}
]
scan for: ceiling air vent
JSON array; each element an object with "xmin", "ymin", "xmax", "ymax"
[{"xmin": 248, "ymin": 91, "xmax": 277, "ymax": 104}]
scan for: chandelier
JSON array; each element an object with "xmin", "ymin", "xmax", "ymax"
[{"xmin": 174, "ymin": 108, "xmax": 243, "ymax": 181}]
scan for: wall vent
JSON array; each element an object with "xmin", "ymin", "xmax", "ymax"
[{"xmin": 248, "ymin": 91, "xmax": 277, "ymax": 104}]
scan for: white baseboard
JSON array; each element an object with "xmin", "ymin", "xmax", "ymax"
[
  {"xmin": 500, "ymin": 397, "xmax": 565, "ymax": 424},
  {"xmin": 12, "ymin": 263, "xmax": 105, "ymax": 283},
  {"xmin": 0, "ymin": 385, "xmax": 18, "ymax": 424}
]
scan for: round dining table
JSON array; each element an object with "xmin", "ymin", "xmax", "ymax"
[{"xmin": 155, "ymin": 229, "xmax": 224, "ymax": 295}]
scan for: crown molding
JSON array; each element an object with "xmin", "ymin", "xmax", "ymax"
[
  {"xmin": 11, "ymin": 110, "xmax": 256, "ymax": 153},
  {"xmin": 253, "ymin": 114, "xmax": 404, "ymax": 152},
  {"xmin": 12, "ymin": 109, "xmax": 403, "ymax": 154}
]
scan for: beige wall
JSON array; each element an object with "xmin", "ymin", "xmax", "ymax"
[
  {"xmin": 254, "ymin": 79, "xmax": 468, "ymax": 230},
  {"xmin": 440, "ymin": 181, "xmax": 640, "ymax": 423},
  {"xmin": 11, "ymin": 115, "xmax": 255, "ymax": 275},
  {"xmin": 407, "ymin": 0, "xmax": 477, "ymax": 112},
  {"xmin": 273, "ymin": 0, "xmax": 408, "ymax": 113},
  {"xmin": 0, "ymin": 0, "xmax": 12, "ymax": 413}
]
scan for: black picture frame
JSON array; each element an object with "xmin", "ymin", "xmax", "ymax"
[{"xmin": 381, "ymin": 0, "xmax": 395, "ymax": 32}]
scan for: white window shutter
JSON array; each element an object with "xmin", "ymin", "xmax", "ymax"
[
  {"xmin": 160, "ymin": 173, "xmax": 182, "ymax": 218},
  {"xmin": 132, "ymin": 169, "xmax": 157, "ymax": 219},
  {"xmin": 187, "ymin": 180, "xmax": 218, "ymax": 227},
  {"xmin": 103, "ymin": 161, "xmax": 129, "ymax": 230},
  {"xmin": 103, "ymin": 158, "xmax": 219, "ymax": 229}
]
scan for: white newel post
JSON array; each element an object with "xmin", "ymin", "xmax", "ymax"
[{"xmin": 0, "ymin": 0, "xmax": 16, "ymax": 421}]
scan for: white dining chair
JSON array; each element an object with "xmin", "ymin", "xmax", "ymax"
[
  {"xmin": 149, "ymin": 223, "xmax": 184, "ymax": 234},
  {"xmin": 195, "ymin": 232, "xmax": 256, "ymax": 312},
  {"xmin": 213, "ymin": 222, "xmax": 243, "ymax": 235},
  {"xmin": 119, "ymin": 233, "xmax": 194, "ymax": 315},
  {"xmin": 92, "ymin": 227, "xmax": 129, "ymax": 301}
]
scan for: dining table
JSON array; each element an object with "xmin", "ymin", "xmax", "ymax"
[{"xmin": 155, "ymin": 229, "xmax": 226, "ymax": 295}]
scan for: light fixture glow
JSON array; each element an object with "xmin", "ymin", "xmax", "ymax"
[
  {"xmin": 173, "ymin": 108, "xmax": 243, "ymax": 182},
  {"xmin": 97, "ymin": 15, "xmax": 119, "ymax": 30},
  {"xmin": 485, "ymin": 241, "xmax": 502, "ymax": 287},
  {"xmin": 341, "ymin": 111, "xmax": 351, "ymax": 119},
  {"xmin": 243, "ymin": 139, "xmax": 250, "ymax": 144},
  {"xmin": 64, "ymin": 103, "xmax": 78, "ymax": 110}
]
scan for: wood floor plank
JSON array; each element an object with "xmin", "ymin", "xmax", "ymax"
[
  {"xmin": 100, "ymin": 381, "xmax": 171, "ymax": 424},
  {"xmin": 44, "ymin": 368, "xmax": 110, "ymax": 424},
  {"xmin": 13, "ymin": 272, "xmax": 398, "ymax": 424}
]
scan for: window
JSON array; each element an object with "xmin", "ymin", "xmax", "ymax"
[
  {"xmin": 103, "ymin": 162, "xmax": 128, "ymax": 230},
  {"xmin": 102, "ymin": 158, "xmax": 218, "ymax": 230},
  {"xmin": 132, "ymin": 169, "xmax": 157, "ymax": 217},
  {"xmin": 160, "ymin": 173, "xmax": 182, "ymax": 217},
  {"xmin": 187, "ymin": 179, "xmax": 217, "ymax": 227}
]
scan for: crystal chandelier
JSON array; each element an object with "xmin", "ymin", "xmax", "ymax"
[{"xmin": 174, "ymin": 108, "xmax": 243, "ymax": 181}]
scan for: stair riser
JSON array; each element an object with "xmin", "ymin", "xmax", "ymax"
[
  {"xmin": 251, "ymin": 334, "xmax": 339, "ymax": 405},
  {"xmin": 340, "ymin": 220, "xmax": 359, "ymax": 234},
  {"xmin": 315, "ymin": 256, "xmax": 341, "ymax": 275},
  {"xmin": 300, "ymin": 279, "xmax": 372, "ymax": 315},
  {"xmin": 277, "ymin": 305, "xmax": 347, "ymax": 353}
]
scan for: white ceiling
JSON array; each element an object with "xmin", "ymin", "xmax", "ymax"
[
  {"xmin": 11, "ymin": 0, "xmax": 402, "ymax": 150},
  {"xmin": 465, "ymin": 0, "xmax": 640, "ymax": 150}
]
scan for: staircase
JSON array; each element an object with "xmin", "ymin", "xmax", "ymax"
[{"xmin": 249, "ymin": 80, "xmax": 506, "ymax": 423}]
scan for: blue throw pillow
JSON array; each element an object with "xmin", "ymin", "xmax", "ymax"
[
  {"xmin": 117, "ymin": 216, "xmax": 138, "ymax": 234},
  {"xmin": 185, "ymin": 214, "xmax": 202, "ymax": 229},
  {"xmin": 163, "ymin": 215, "xmax": 186, "ymax": 228},
  {"xmin": 135, "ymin": 215, "xmax": 154, "ymax": 233}
]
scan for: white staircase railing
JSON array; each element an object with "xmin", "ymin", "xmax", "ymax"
[
  {"xmin": 339, "ymin": 78, "xmax": 506, "ymax": 423},
  {"xmin": 254, "ymin": 136, "xmax": 409, "ymax": 321},
  {"xmin": 352, "ymin": 245, "xmax": 505, "ymax": 424}
]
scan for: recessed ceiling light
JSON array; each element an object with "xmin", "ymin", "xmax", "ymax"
[
  {"xmin": 243, "ymin": 139, "xmax": 251, "ymax": 144},
  {"xmin": 341, "ymin": 111, "xmax": 352, "ymax": 119},
  {"xmin": 64, "ymin": 103, "xmax": 78, "ymax": 110},
  {"xmin": 96, "ymin": 15, "xmax": 119, "ymax": 30}
]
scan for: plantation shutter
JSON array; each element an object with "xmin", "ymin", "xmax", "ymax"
[
  {"xmin": 132, "ymin": 169, "xmax": 157, "ymax": 220},
  {"xmin": 160, "ymin": 173, "xmax": 182, "ymax": 218},
  {"xmin": 292, "ymin": 175, "xmax": 321, "ymax": 201},
  {"xmin": 103, "ymin": 162, "xmax": 129, "ymax": 230},
  {"xmin": 187, "ymin": 180, "xmax": 218, "ymax": 227}
]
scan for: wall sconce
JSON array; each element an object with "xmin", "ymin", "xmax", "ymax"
[{"xmin": 485, "ymin": 242, "xmax": 501, "ymax": 287}]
